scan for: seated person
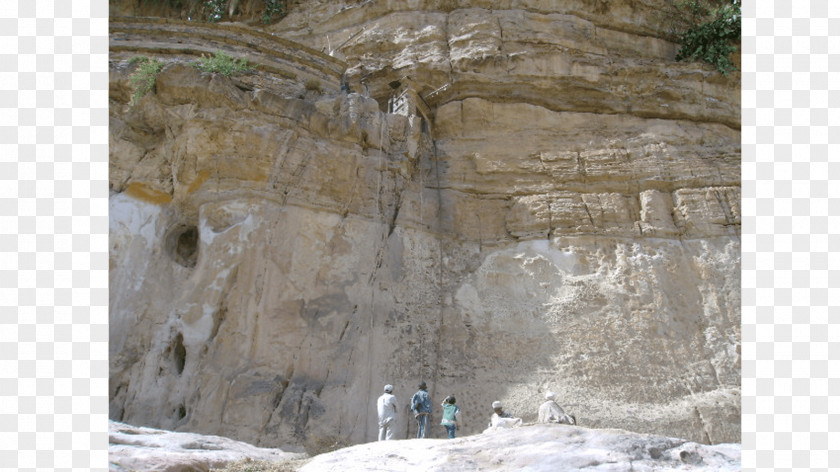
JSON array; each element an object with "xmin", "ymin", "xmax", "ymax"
[
  {"xmin": 538, "ymin": 391, "xmax": 576, "ymax": 425},
  {"xmin": 487, "ymin": 400, "xmax": 522, "ymax": 429}
]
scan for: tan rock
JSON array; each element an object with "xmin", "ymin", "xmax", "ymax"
[{"xmin": 109, "ymin": 0, "xmax": 740, "ymax": 450}]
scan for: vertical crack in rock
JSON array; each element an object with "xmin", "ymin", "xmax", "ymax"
[
  {"xmin": 338, "ymin": 317, "xmax": 351, "ymax": 342},
  {"xmin": 496, "ymin": 15, "xmax": 505, "ymax": 51},
  {"xmin": 210, "ymin": 266, "xmax": 237, "ymax": 342},
  {"xmin": 273, "ymin": 132, "xmax": 309, "ymax": 207},
  {"xmin": 390, "ymin": 122, "xmax": 426, "ymax": 237},
  {"xmin": 267, "ymin": 130, "xmax": 299, "ymax": 191},
  {"xmin": 631, "ymin": 193, "xmax": 644, "ymax": 236},
  {"xmin": 253, "ymin": 262, "xmax": 265, "ymax": 308},
  {"xmin": 387, "ymin": 190, "xmax": 402, "ymax": 237},
  {"xmin": 219, "ymin": 379, "xmax": 231, "ymax": 428},
  {"xmin": 172, "ymin": 332, "xmax": 186, "ymax": 375},
  {"xmin": 582, "ymin": 196, "xmax": 597, "ymax": 227},
  {"xmin": 443, "ymin": 10, "xmax": 454, "ymax": 81},
  {"xmin": 711, "ymin": 188, "xmax": 734, "ymax": 227},
  {"xmin": 477, "ymin": 211, "xmax": 484, "ymax": 249},
  {"xmin": 363, "ymin": 227, "xmax": 383, "ymax": 441},
  {"xmin": 670, "ymin": 189, "xmax": 687, "ymax": 234},
  {"xmin": 248, "ymin": 306, "xmax": 261, "ymax": 362},
  {"xmin": 429, "ymin": 133, "xmax": 446, "ymax": 403},
  {"xmin": 259, "ymin": 375, "xmax": 288, "ymax": 437},
  {"xmin": 693, "ymin": 406, "xmax": 713, "ymax": 445},
  {"xmin": 546, "ymin": 194, "xmax": 553, "ymax": 240},
  {"xmin": 576, "ymin": 151, "xmax": 588, "ymax": 183},
  {"xmin": 339, "ymin": 157, "xmax": 362, "ymax": 221},
  {"xmin": 113, "ymin": 382, "xmax": 129, "ymax": 422},
  {"xmin": 209, "ymin": 300, "xmax": 227, "ymax": 342}
]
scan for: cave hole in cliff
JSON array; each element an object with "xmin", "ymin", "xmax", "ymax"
[
  {"xmin": 165, "ymin": 224, "xmax": 199, "ymax": 268},
  {"xmin": 177, "ymin": 404, "xmax": 187, "ymax": 420},
  {"xmin": 172, "ymin": 333, "xmax": 186, "ymax": 375}
]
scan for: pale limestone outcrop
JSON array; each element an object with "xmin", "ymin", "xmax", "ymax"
[
  {"xmin": 108, "ymin": 419, "xmax": 740, "ymax": 472},
  {"xmin": 109, "ymin": 0, "xmax": 740, "ymax": 450},
  {"xmin": 300, "ymin": 422, "xmax": 741, "ymax": 472},
  {"xmin": 108, "ymin": 420, "xmax": 305, "ymax": 471}
]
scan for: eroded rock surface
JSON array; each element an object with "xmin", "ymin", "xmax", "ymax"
[
  {"xmin": 300, "ymin": 422, "xmax": 740, "ymax": 472},
  {"xmin": 109, "ymin": 0, "xmax": 740, "ymax": 450},
  {"xmin": 108, "ymin": 420, "xmax": 740, "ymax": 472},
  {"xmin": 108, "ymin": 420, "xmax": 304, "ymax": 472}
]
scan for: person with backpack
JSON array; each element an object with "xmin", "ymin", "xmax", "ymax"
[
  {"xmin": 410, "ymin": 381, "xmax": 432, "ymax": 438},
  {"xmin": 440, "ymin": 395, "xmax": 461, "ymax": 439}
]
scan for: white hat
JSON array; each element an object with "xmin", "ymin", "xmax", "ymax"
[
  {"xmin": 384, "ymin": 384, "xmax": 393, "ymax": 393},
  {"xmin": 492, "ymin": 401, "xmax": 502, "ymax": 409},
  {"xmin": 545, "ymin": 391, "xmax": 556, "ymax": 400}
]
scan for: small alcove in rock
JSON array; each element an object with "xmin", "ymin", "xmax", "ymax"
[{"xmin": 165, "ymin": 224, "xmax": 199, "ymax": 268}]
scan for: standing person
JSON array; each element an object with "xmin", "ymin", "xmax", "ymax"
[
  {"xmin": 538, "ymin": 391, "xmax": 576, "ymax": 425},
  {"xmin": 410, "ymin": 381, "xmax": 432, "ymax": 438},
  {"xmin": 440, "ymin": 395, "xmax": 461, "ymax": 439},
  {"xmin": 376, "ymin": 384, "xmax": 398, "ymax": 441}
]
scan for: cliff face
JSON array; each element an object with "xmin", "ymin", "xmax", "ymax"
[{"xmin": 109, "ymin": 0, "xmax": 740, "ymax": 449}]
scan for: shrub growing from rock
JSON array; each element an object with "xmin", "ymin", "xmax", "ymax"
[
  {"xmin": 193, "ymin": 50, "xmax": 255, "ymax": 76},
  {"xmin": 128, "ymin": 56, "xmax": 164, "ymax": 106}
]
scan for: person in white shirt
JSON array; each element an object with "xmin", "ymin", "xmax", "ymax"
[
  {"xmin": 488, "ymin": 400, "xmax": 522, "ymax": 429},
  {"xmin": 538, "ymin": 391, "xmax": 576, "ymax": 425},
  {"xmin": 376, "ymin": 384, "xmax": 398, "ymax": 440}
]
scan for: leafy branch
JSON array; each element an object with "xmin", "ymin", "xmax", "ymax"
[{"xmin": 672, "ymin": 0, "xmax": 741, "ymax": 75}]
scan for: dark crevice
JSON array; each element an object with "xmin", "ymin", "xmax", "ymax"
[
  {"xmin": 338, "ymin": 318, "xmax": 350, "ymax": 342},
  {"xmin": 173, "ymin": 333, "xmax": 186, "ymax": 375},
  {"xmin": 271, "ymin": 386, "xmax": 285, "ymax": 411},
  {"xmin": 165, "ymin": 224, "xmax": 199, "ymax": 268},
  {"xmin": 210, "ymin": 303, "xmax": 227, "ymax": 341},
  {"xmin": 387, "ymin": 192, "xmax": 402, "ymax": 236}
]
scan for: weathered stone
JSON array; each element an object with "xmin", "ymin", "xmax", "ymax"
[
  {"xmin": 299, "ymin": 422, "xmax": 741, "ymax": 472},
  {"xmin": 108, "ymin": 420, "xmax": 305, "ymax": 472},
  {"xmin": 109, "ymin": 0, "xmax": 740, "ymax": 450}
]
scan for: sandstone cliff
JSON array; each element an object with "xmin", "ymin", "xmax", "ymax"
[{"xmin": 109, "ymin": 0, "xmax": 740, "ymax": 450}]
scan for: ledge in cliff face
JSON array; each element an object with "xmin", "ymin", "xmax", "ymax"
[{"xmin": 109, "ymin": 0, "xmax": 739, "ymax": 449}]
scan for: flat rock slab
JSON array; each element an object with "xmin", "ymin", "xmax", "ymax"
[
  {"xmin": 109, "ymin": 421, "xmax": 304, "ymax": 472},
  {"xmin": 299, "ymin": 423, "xmax": 741, "ymax": 472}
]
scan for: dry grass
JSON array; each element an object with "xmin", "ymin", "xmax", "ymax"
[
  {"xmin": 304, "ymin": 434, "xmax": 350, "ymax": 456},
  {"xmin": 303, "ymin": 79, "xmax": 322, "ymax": 93},
  {"xmin": 210, "ymin": 457, "xmax": 311, "ymax": 472},
  {"xmin": 211, "ymin": 433, "xmax": 349, "ymax": 471}
]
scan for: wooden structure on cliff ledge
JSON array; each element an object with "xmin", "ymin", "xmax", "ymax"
[{"xmin": 387, "ymin": 76, "xmax": 431, "ymax": 132}]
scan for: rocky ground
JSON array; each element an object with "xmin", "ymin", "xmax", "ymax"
[
  {"xmin": 109, "ymin": 421, "xmax": 306, "ymax": 472},
  {"xmin": 109, "ymin": 420, "xmax": 740, "ymax": 472}
]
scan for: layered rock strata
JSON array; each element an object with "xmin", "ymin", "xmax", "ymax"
[{"xmin": 109, "ymin": 0, "xmax": 740, "ymax": 450}]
